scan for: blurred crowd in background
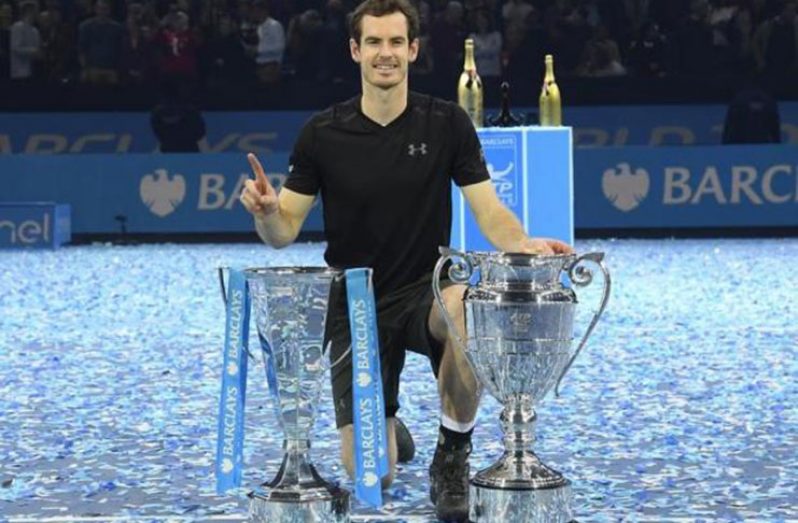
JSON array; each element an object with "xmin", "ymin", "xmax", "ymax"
[{"xmin": 1, "ymin": 0, "xmax": 797, "ymax": 109}]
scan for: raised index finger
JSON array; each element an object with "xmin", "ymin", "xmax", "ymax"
[{"xmin": 247, "ymin": 153, "xmax": 271, "ymax": 194}]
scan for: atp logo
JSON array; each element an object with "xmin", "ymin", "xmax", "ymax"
[
  {"xmin": 602, "ymin": 163, "xmax": 650, "ymax": 212},
  {"xmin": 487, "ymin": 161, "xmax": 516, "ymax": 206},
  {"xmin": 140, "ymin": 168, "xmax": 186, "ymax": 217}
]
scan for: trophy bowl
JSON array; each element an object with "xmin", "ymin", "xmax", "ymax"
[{"xmin": 245, "ymin": 267, "xmax": 350, "ymax": 523}]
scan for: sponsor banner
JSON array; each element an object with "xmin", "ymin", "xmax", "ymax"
[
  {"xmin": 215, "ymin": 268, "xmax": 251, "ymax": 494},
  {"xmin": 0, "ymin": 153, "xmax": 323, "ymax": 234},
  {"xmin": 578, "ymin": 145, "xmax": 798, "ymax": 228},
  {"xmin": 2, "ymin": 146, "xmax": 795, "ymax": 236},
  {"xmin": 345, "ymin": 268, "xmax": 388, "ymax": 507},
  {"xmin": 3, "ymin": 103, "xmax": 798, "ymax": 155},
  {"xmin": 0, "ymin": 202, "xmax": 71, "ymax": 248}
]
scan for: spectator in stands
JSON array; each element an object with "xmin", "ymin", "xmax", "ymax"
[
  {"xmin": 38, "ymin": 3, "xmax": 74, "ymax": 83},
  {"xmin": 504, "ymin": 6, "xmax": 545, "ymax": 92},
  {"xmin": 671, "ymin": 0, "xmax": 715, "ymax": 75},
  {"xmin": 319, "ymin": 0, "xmax": 353, "ymax": 83},
  {"xmin": 0, "ymin": 2, "xmax": 13, "ymax": 81},
  {"xmin": 9, "ymin": 1, "xmax": 40, "ymax": 81},
  {"xmin": 202, "ymin": 12, "xmax": 253, "ymax": 92},
  {"xmin": 727, "ymin": 5, "xmax": 756, "ymax": 73},
  {"xmin": 753, "ymin": 0, "xmax": 798, "ymax": 77},
  {"xmin": 576, "ymin": 39, "xmax": 627, "ymax": 77},
  {"xmin": 78, "ymin": 0, "xmax": 124, "ymax": 85},
  {"xmin": 238, "ymin": 0, "xmax": 260, "ymax": 57},
  {"xmin": 285, "ymin": 8, "xmax": 324, "ymax": 80},
  {"xmin": 150, "ymin": 79, "xmax": 206, "ymax": 152},
  {"xmin": 544, "ymin": 0, "xmax": 592, "ymax": 74},
  {"xmin": 647, "ymin": 0, "xmax": 692, "ymax": 33},
  {"xmin": 501, "ymin": 0, "xmax": 533, "ymax": 52},
  {"xmin": 123, "ymin": 3, "xmax": 159, "ymax": 85},
  {"xmin": 627, "ymin": 20, "xmax": 670, "ymax": 77},
  {"xmin": 410, "ymin": 1, "xmax": 435, "ymax": 77},
  {"xmin": 576, "ymin": 24, "xmax": 626, "ymax": 77},
  {"xmin": 469, "ymin": 9, "xmax": 501, "ymax": 79},
  {"xmin": 722, "ymin": 85, "xmax": 781, "ymax": 144},
  {"xmin": 155, "ymin": 9, "xmax": 199, "ymax": 85},
  {"xmin": 431, "ymin": 1, "xmax": 466, "ymax": 92},
  {"xmin": 253, "ymin": 0, "xmax": 285, "ymax": 84}
]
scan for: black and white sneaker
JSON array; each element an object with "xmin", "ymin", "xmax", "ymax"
[{"xmin": 429, "ymin": 442, "xmax": 471, "ymax": 522}]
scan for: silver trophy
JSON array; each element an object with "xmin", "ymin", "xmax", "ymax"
[
  {"xmin": 244, "ymin": 267, "xmax": 350, "ymax": 523},
  {"xmin": 432, "ymin": 248, "xmax": 610, "ymax": 522}
]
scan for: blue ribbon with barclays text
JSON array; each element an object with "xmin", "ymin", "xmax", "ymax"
[
  {"xmin": 345, "ymin": 268, "xmax": 389, "ymax": 507},
  {"xmin": 215, "ymin": 268, "xmax": 250, "ymax": 494}
]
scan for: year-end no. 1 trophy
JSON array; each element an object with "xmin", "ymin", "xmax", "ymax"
[{"xmin": 433, "ymin": 248, "xmax": 611, "ymax": 522}]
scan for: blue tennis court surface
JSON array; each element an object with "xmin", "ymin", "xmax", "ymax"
[{"xmin": 1, "ymin": 239, "xmax": 796, "ymax": 522}]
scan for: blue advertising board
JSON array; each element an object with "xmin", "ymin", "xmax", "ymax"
[
  {"xmin": 0, "ymin": 202, "xmax": 71, "ymax": 248},
  {"xmin": 1, "ymin": 146, "xmax": 795, "ymax": 237},
  {"xmin": 577, "ymin": 145, "xmax": 798, "ymax": 228},
  {"xmin": 0, "ymin": 153, "xmax": 322, "ymax": 234},
  {"xmin": 2, "ymin": 103, "xmax": 798, "ymax": 155}
]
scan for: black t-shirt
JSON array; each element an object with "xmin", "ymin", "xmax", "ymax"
[{"xmin": 283, "ymin": 91, "xmax": 490, "ymax": 295}]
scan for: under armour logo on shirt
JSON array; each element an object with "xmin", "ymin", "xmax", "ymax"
[{"xmin": 408, "ymin": 143, "xmax": 428, "ymax": 156}]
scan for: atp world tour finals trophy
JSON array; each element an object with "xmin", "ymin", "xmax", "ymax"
[
  {"xmin": 215, "ymin": 267, "xmax": 350, "ymax": 522},
  {"xmin": 216, "ymin": 266, "xmax": 389, "ymax": 522},
  {"xmin": 433, "ymin": 248, "xmax": 611, "ymax": 522}
]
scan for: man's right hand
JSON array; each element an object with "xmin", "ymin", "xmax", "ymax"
[{"xmin": 240, "ymin": 153, "xmax": 279, "ymax": 219}]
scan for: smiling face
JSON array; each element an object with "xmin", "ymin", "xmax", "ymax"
[{"xmin": 350, "ymin": 12, "xmax": 419, "ymax": 91}]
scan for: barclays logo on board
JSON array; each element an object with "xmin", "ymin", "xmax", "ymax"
[
  {"xmin": 602, "ymin": 162, "xmax": 650, "ymax": 212},
  {"xmin": 140, "ymin": 168, "xmax": 186, "ymax": 217}
]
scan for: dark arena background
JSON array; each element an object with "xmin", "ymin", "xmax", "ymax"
[{"xmin": 1, "ymin": 1, "xmax": 796, "ymax": 522}]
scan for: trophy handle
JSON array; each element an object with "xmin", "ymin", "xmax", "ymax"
[
  {"xmin": 217, "ymin": 266, "xmax": 257, "ymax": 361},
  {"xmin": 554, "ymin": 252, "xmax": 611, "ymax": 397},
  {"xmin": 433, "ymin": 247, "xmax": 474, "ymax": 352}
]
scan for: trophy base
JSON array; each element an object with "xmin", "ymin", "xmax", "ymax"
[
  {"xmin": 249, "ymin": 485, "xmax": 350, "ymax": 523},
  {"xmin": 470, "ymin": 481, "xmax": 573, "ymax": 523}
]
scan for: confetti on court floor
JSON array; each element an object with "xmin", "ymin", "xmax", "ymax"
[{"xmin": 1, "ymin": 239, "xmax": 796, "ymax": 522}]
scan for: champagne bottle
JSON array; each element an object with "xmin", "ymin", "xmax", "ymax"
[
  {"xmin": 458, "ymin": 38, "xmax": 483, "ymax": 128},
  {"xmin": 539, "ymin": 54, "xmax": 562, "ymax": 126}
]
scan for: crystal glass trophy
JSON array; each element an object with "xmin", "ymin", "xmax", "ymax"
[{"xmin": 245, "ymin": 267, "xmax": 350, "ymax": 523}]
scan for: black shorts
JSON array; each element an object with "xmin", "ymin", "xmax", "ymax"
[{"xmin": 324, "ymin": 273, "xmax": 453, "ymax": 429}]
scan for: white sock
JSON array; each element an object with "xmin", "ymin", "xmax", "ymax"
[{"xmin": 440, "ymin": 412, "xmax": 476, "ymax": 433}]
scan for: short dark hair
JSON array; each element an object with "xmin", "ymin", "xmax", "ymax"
[{"xmin": 349, "ymin": 0, "xmax": 420, "ymax": 44}]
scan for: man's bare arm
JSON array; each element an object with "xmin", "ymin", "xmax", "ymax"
[
  {"xmin": 461, "ymin": 180, "xmax": 573, "ymax": 254},
  {"xmin": 240, "ymin": 153, "xmax": 315, "ymax": 248}
]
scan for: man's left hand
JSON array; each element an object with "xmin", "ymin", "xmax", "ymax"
[{"xmin": 515, "ymin": 237, "xmax": 575, "ymax": 255}]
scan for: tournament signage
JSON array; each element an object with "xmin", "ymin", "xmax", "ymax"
[
  {"xmin": 2, "ymin": 146, "xmax": 795, "ymax": 237},
  {"xmin": 578, "ymin": 145, "xmax": 798, "ymax": 228},
  {"xmin": 0, "ymin": 202, "xmax": 71, "ymax": 248}
]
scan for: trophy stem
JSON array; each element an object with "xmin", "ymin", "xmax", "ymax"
[
  {"xmin": 469, "ymin": 395, "xmax": 573, "ymax": 522},
  {"xmin": 500, "ymin": 395, "xmax": 537, "ymax": 454},
  {"xmin": 250, "ymin": 437, "xmax": 350, "ymax": 522}
]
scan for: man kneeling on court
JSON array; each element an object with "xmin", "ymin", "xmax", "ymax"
[{"xmin": 239, "ymin": 0, "xmax": 573, "ymax": 519}]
